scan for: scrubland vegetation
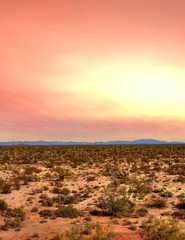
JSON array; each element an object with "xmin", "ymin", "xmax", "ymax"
[{"xmin": 0, "ymin": 144, "xmax": 185, "ymax": 239}]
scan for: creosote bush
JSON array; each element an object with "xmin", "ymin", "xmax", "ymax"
[
  {"xmin": 4, "ymin": 207, "xmax": 27, "ymax": 221},
  {"xmin": 128, "ymin": 179, "xmax": 152, "ymax": 199},
  {"xmin": 162, "ymin": 191, "xmax": 173, "ymax": 198},
  {"xmin": 140, "ymin": 216, "xmax": 185, "ymax": 240},
  {"xmin": 55, "ymin": 205, "xmax": 82, "ymax": 218},
  {"xmin": 98, "ymin": 186, "xmax": 135, "ymax": 217}
]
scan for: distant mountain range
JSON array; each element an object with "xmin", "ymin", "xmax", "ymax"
[{"xmin": 0, "ymin": 139, "xmax": 184, "ymax": 145}]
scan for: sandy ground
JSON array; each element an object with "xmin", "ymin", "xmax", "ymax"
[{"xmin": 0, "ymin": 163, "xmax": 185, "ymax": 240}]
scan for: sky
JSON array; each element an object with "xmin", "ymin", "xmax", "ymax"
[{"xmin": 0, "ymin": 0, "xmax": 185, "ymax": 142}]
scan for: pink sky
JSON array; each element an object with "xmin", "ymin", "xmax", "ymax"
[{"xmin": 0, "ymin": 0, "xmax": 185, "ymax": 141}]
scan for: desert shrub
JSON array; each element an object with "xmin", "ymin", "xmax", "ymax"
[
  {"xmin": 6, "ymin": 218, "xmax": 21, "ymax": 228},
  {"xmin": 1, "ymin": 182, "xmax": 12, "ymax": 193},
  {"xmin": 148, "ymin": 197, "xmax": 167, "ymax": 209},
  {"xmin": 60, "ymin": 187, "xmax": 70, "ymax": 195},
  {"xmin": 64, "ymin": 196, "xmax": 77, "ymax": 205},
  {"xmin": 5, "ymin": 207, "xmax": 26, "ymax": 221},
  {"xmin": 103, "ymin": 164, "xmax": 130, "ymax": 182},
  {"xmin": 52, "ymin": 186, "xmax": 62, "ymax": 194},
  {"xmin": 167, "ymin": 163, "xmax": 185, "ymax": 175},
  {"xmin": 81, "ymin": 223, "xmax": 93, "ymax": 235},
  {"xmin": 55, "ymin": 205, "xmax": 82, "ymax": 218},
  {"xmin": 129, "ymin": 179, "xmax": 152, "ymax": 199},
  {"xmin": 52, "ymin": 194, "xmax": 68, "ymax": 204},
  {"xmin": 51, "ymin": 226, "xmax": 83, "ymax": 240},
  {"xmin": 39, "ymin": 209, "xmax": 54, "ymax": 217},
  {"xmin": 108, "ymin": 179, "xmax": 120, "ymax": 188},
  {"xmin": 40, "ymin": 193, "xmax": 48, "ymax": 199},
  {"xmin": 87, "ymin": 176, "xmax": 96, "ymax": 182},
  {"xmin": 51, "ymin": 233, "xmax": 64, "ymax": 240},
  {"xmin": 45, "ymin": 161, "xmax": 54, "ymax": 168},
  {"xmin": 0, "ymin": 177, "xmax": 5, "ymax": 187},
  {"xmin": 40, "ymin": 197, "xmax": 54, "ymax": 206},
  {"xmin": 172, "ymin": 211, "xmax": 185, "ymax": 219},
  {"xmin": 176, "ymin": 176, "xmax": 185, "ymax": 183},
  {"xmin": 20, "ymin": 174, "xmax": 29, "ymax": 185},
  {"xmin": 153, "ymin": 188, "xmax": 165, "ymax": 193},
  {"xmin": 177, "ymin": 197, "xmax": 185, "ymax": 209},
  {"xmin": 54, "ymin": 167, "xmax": 71, "ymax": 180},
  {"xmin": 50, "ymin": 223, "xmax": 117, "ymax": 240},
  {"xmin": 140, "ymin": 216, "xmax": 185, "ymax": 240},
  {"xmin": 98, "ymin": 187, "xmax": 135, "ymax": 217},
  {"xmin": 1, "ymin": 218, "xmax": 21, "ymax": 230},
  {"xmin": 12, "ymin": 176, "xmax": 21, "ymax": 190},
  {"xmin": 44, "ymin": 172, "xmax": 52, "ymax": 180},
  {"xmin": 39, "ymin": 193, "xmax": 54, "ymax": 206},
  {"xmin": 54, "ymin": 181, "xmax": 64, "ymax": 188},
  {"xmin": 32, "ymin": 233, "xmax": 40, "ymax": 238},
  {"xmin": 0, "ymin": 199, "xmax": 8, "ymax": 211},
  {"xmin": 162, "ymin": 191, "xmax": 173, "ymax": 198},
  {"xmin": 24, "ymin": 166, "xmax": 41, "ymax": 174},
  {"xmin": 91, "ymin": 223, "xmax": 117, "ymax": 240},
  {"xmin": 90, "ymin": 209, "xmax": 111, "ymax": 217},
  {"xmin": 65, "ymin": 226, "xmax": 83, "ymax": 240},
  {"xmin": 31, "ymin": 207, "xmax": 38, "ymax": 212},
  {"xmin": 35, "ymin": 187, "xmax": 43, "ymax": 193},
  {"xmin": 136, "ymin": 208, "xmax": 148, "ymax": 217},
  {"xmin": 43, "ymin": 185, "xmax": 49, "ymax": 190}
]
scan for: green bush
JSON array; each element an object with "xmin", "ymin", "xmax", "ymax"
[
  {"xmin": 162, "ymin": 191, "xmax": 173, "ymax": 198},
  {"xmin": 55, "ymin": 205, "xmax": 82, "ymax": 218},
  {"xmin": 140, "ymin": 216, "xmax": 185, "ymax": 240},
  {"xmin": 153, "ymin": 188, "xmax": 165, "ymax": 193},
  {"xmin": 5, "ymin": 207, "xmax": 26, "ymax": 221},
  {"xmin": 54, "ymin": 167, "xmax": 71, "ymax": 181},
  {"xmin": 1, "ymin": 218, "xmax": 21, "ymax": 230},
  {"xmin": 7, "ymin": 218, "xmax": 21, "ymax": 228},
  {"xmin": 129, "ymin": 179, "xmax": 152, "ymax": 199},
  {"xmin": 98, "ymin": 187, "xmax": 135, "ymax": 217}
]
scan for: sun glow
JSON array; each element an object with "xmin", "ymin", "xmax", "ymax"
[{"xmin": 50, "ymin": 58, "xmax": 185, "ymax": 119}]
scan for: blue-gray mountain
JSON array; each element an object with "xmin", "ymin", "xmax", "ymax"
[{"xmin": 0, "ymin": 139, "xmax": 184, "ymax": 145}]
